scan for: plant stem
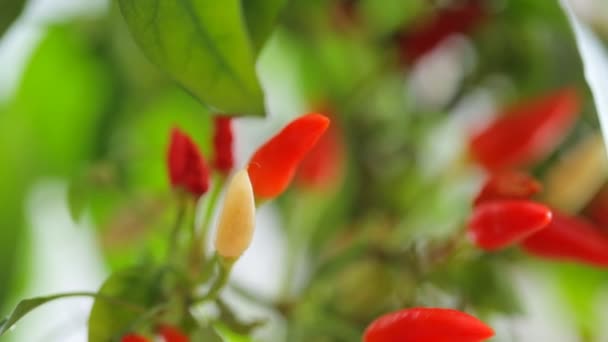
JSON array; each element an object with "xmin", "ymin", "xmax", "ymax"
[
  {"xmin": 194, "ymin": 256, "xmax": 233, "ymax": 303},
  {"xmin": 190, "ymin": 175, "xmax": 225, "ymax": 275},
  {"xmin": 169, "ymin": 195, "xmax": 187, "ymax": 262}
]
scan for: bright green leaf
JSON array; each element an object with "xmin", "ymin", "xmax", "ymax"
[
  {"xmin": 118, "ymin": 0, "xmax": 265, "ymax": 115},
  {"xmin": 242, "ymin": 0, "xmax": 287, "ymax": 53},
  {"xmin": 88, "ymin": 267, "xmax": 165, "ymax": 342},
  {"xmin": 0, "ymin": 0, "xmax": 25, "ymax": 38}
]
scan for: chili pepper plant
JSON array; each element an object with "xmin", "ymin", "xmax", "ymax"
[{"xmin": 1, "ymin": 0, "xmax": 608, "ymax": 341}]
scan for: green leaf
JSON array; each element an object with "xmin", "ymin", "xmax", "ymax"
[
  {"xmin": 0, "ymin": 292, "xmax": 119, "ymax": 336},
  {"xmin": 0, "ymin": 0, "xmax": 25, "ymax": 38},
  {"xmin": 118, "ymin": 0, "xmax": 265, "ymax": 115},
  {"xmin": 560, "ymin": 0, "xmax": 608, "ymax": 148},
  {"xmin": 88, "ymin": 267, "xmax": 165, "ymax": 342},
  {"xmin": 0, "ymin": 295, "xmax": 68, "ymax": 335},
  {"xmin": 242, "ymin": 0, "xmax": 287, "ymax": 52}
]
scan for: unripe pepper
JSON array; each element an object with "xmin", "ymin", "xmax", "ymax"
[
  {"xmin": 397, "ymin": 0, "xmax": 486, "ymax": 64},
  {"xmin": 363, "ymin": 307, "xmax": 494, "ymax": 342},
  {"xmin": 167, "ymin": 127, "xmax": 210, "ymax": 197},
  {"xmin": 247, "ymin": 113, "xmax": 330, "ymax": 199},
  {"xmin": 159, "ymin": 325, "xmax": 189, "ymax": 342},
  {"xmin": 215, "ymin": 169, "xmax": 256, "ymax": 259},
  {"xmin": 522, "ymin": 211, "xmax": 608, "ymax": 267},
  {"xmin": 121, "ymin": 334, "xmax": 149, "ymax": 342},
  {"xmin": 468, "ymin": 200, "xmax": 552, "ymax": 251},
  {"xmin": 212, "ymin": 116, "xmax": 234, "ymax": 175},
  {"xmin": 470, "ymin": 88, "xmax": 580, "ymax": 171},
  {"xmin": 474, "ymin": 171, "xmax": 542, "ymax": 206}
]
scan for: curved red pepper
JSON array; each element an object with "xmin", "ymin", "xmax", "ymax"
[
  {"xmin": 397, "ymin": 0, "xmax": 486, "ymax": 64},
  {"xmin": 212, "ymin": 116, "xmax": 234, "ymax": 175},
  {"xmin": 468, "ymin": 200, "xmax": 552, "ymax": 251},
  {"xmin": 296, "ymin": 117, "xmax": 345, "ymax": 190},
  {"xmin": 121, "ymin": 334, "xmax": 149, "ymax": 342},
  {"xmin": 363, "ymin": 307, "xmax": 494, "ymax": 342},
  {"xmin": 522, "ymin": 211, "xmax": 608, "ymax": 267},
  {"xmin": 159, "ymin": 325, "xmax": 189, "ymax": 342},
  {"xmin": 470, "ymin": 88, "xmax": 580, "ymax": 171},
  {"xmin": 167, "ymin": 127, "xmax": 210, "ymax": 197},
  {"xmin": 248, "ymin": 113, "xmax": 330, "ymax": 199},
  {"xmin": 474, "ymin": 171, "xmax": 542, "ymax": 206}
]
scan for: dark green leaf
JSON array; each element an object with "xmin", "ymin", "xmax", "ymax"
[
  {"xmin": 242, "ymin": 0, "xmax": 287, "ymax": 52},
  {"xmin": 118, "ymin": 0, "xmax": 265, "ymax": 115},
  {"xmin": 0, "ymin": 0, "xmax": 25, "ymax": 38},
  {"xmin": 88, "ymin": 267, "xmax": 165, "ymax": 342}
]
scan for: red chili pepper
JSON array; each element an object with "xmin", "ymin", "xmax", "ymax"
[
  {"xmin": 159, "ymin": 325, "xmax": 189, "ymax": 342},
  {"xmin": 468, "ymin": 200, "xmax": 552, "ymax": 251},
  {"xmin": 397, "ymin": 0, "xmax": 486, "ymax": 64},
  {"xmin": 212, "ymin": 116, "xmax": 234, "ymax": 175},
  {"xmin": 248, "ymin": 113, "xmax": 330, "ymax": 199},
  {"xmin": 470, "ymin": 88, "xmax": 580, "ymax": 171},
  {"xmin": 121, "ymin": 334, "xmax": 149, "ymax": 342},
  {"xmin": 167, "ymin": 127, "xmax": 210, "ymax": 197},
  {"xmin": 521, "ymin": 211, "xmax": 608, "ymax": 267},
  {"xmin": 363, "ymin": 307, "xmax": 494, "ymax": 342},
  {"xmin": 474, "ymin": 171, "xmax": 542, "ymax": 206},
  {"xmin": 584, "ymin": 184, "xmax": 608, "ymax": 231},
  {"xmin": 296, "ymin": 116, "xmax": 345, "ymax": 190}
]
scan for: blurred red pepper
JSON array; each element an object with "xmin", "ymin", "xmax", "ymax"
[
  {"xmin": 584, "ymin": 184, "xmax": 608, "ymax": 231},
  {"xmin": 121, "ymin": 334, "xmax": 149, "ymax": 342},
  {"xmin": 474, "ymin": 171, "xmax": 542, "ymax": 206},
  {"xmin": 397, "ymin": 0, "xmax": 486, "ymax": 64},
  {"xmin": 470, "ymin": 88, "xmax": 580, "ymax": 171},
  {"xmin": 212, "ymin": 116, "xmax": 234, "ymax": 175},
  {"xmin": 248, "ymin": 113, "xmax": 330, "ymax": 199},
  {"xmin": 468, "ymin": 200, "xmax": 552, "ymax": 251},
  {"xmin": 522, "ymin": 211, "xmax": 608, "ymax": 267},
  {"xmin": 159, "ymin": 325, "xmax": 189, "ymax": 342},
  {"xmin": 363, "ymin": 307, "xmax": 494, "ymax": 342},
  {"xmin": 296, "ymin": 116, "xmax": 345, "ymax": 191},
  {"xmin": 167, "ymin": 127, "xmax": 210, "ymax": 197}
]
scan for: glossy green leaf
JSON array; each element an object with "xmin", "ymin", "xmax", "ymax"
[
  {"xmin": 88, "ymin": 267, "xmax": 165, "ymax": 342},
  {"xmin": 242, "ymin": 0, "xmax": 287, "ymax": 52},
  {"xmin": 118, "ymin": 0, "xmax": 265, "ymax": 115},
  {"xmin": 0, "ymin": 0, "xmax": 25, "ymax": 38}
]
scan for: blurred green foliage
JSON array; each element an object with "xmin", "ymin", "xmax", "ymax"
[{"xmin": 1, "ymin": 0, "xmax": 608, "ymax": 341}]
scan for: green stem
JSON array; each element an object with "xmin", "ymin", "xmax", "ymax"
[
  {"xmin": 194, "ymin": 256, "xmax": 233, "ymax": 303},
  {"xmin": 169, "ymin": 196, "xmax": 187, "ymax": 262},
  {"xmin": 190, "ymin": 175, "xmax": 225, "ymax": 274}
]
